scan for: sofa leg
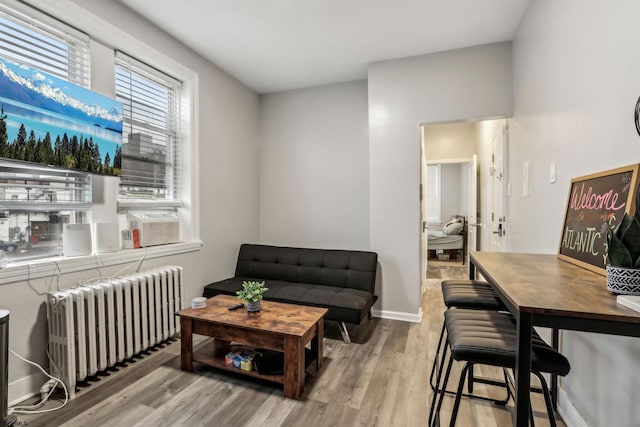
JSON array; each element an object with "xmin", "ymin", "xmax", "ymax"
[{"xmin": 338, "ymin": 322, "xmax": 351, "ymax": 344}]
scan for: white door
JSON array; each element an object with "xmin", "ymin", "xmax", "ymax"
[
  {"xmin": 490, "ymin": 122, "xmax": 508, "ymax": 251},
  {"xmin": 466, "ymin": 155, "xmax": 479, "ymax": 256}
]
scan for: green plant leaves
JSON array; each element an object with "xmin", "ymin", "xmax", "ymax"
[
  {"xmin": 236, "ymin": 280, "xmax": 268, "ymax": 303},
  {"xmin": 622, "ymin": 216, "xmax": 640, "ymax": 264},
  {"xmin": 607, "ymin": 226, "xmax": 633, "ymax": 267},
  {"xmin": 607, "ymin": 186, "xmax": 640, "ymax": 268}
]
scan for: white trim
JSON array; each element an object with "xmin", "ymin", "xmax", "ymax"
[
  {"xmin": 9, "ymin": 371, "xmax": 48, "ymax": 407},
  {"xmin": 427, "ymin": 157, "xmax": 474, "ymax": 165},
  {"xmin": 371, "ymin": 308, "xmax": 422, "ymax": 323},
  {"xmin": 0, "ymin": 241, "xmax": 201, "ymax": 285},
  {"xmin": 558, "ymin": 387, "xmax": 589, "ymax": 427}
]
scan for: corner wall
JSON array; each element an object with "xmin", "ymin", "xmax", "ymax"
[
  {"xmin": 258, "ymin": 81, "xmax": 370, "ymax": 250},
  {"xmin": 368, "ymin": 42, "xmax": 513, "ymax": 320}
]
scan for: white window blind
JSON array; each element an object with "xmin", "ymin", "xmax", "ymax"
[
  {"xmin": 0, "ymin": 3, "xmax": 89, "ymax": 87},
  {"xmin": 0, "ymin": 160, "xmax": 91, "ymax": 260},
  {"xmin": 115, "ymin": 52, "xmax": 182, "ymax": 205},
  {"xmin": 0, "ymin": 161, "xmax": 91, "ymax": 211}
]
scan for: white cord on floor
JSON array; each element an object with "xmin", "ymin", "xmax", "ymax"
[{"xmin": 8, "ymin": 348, "xmax": 69, "ymax": 414}]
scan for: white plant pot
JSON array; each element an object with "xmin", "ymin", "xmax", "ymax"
[{"xmin": 606, "ymin": 265, "xmax": 640, "ymax": 295}]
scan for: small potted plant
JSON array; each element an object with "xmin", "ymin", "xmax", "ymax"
[
  {"xmin": 236, "ymin": 280, "xmax": 269, "ymax": 312},
  {"xmin": 606, "ymin": 188, "xmax": 640, "ymax": 294}
]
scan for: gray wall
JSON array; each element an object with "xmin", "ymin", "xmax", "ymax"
[
  {"xmin": 510, "ymin": 1, "xmax": 640, "ymax": 425},
  {"xmin": 6, "ymin": 0, "xmax": 260, "ymax": 402},
  {"xmin": 440, "ymin": 163, "xmax": 465, "ymax": 225},
  {"xmin": 258, "ymin": 81, "xmax": 370, "ymax": 250},
  {"xmin": 368, "ymin": 42, "xmax": 513, "ymax": 320}
]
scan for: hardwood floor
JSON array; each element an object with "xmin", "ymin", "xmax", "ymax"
[{"xmin": 20, "ymin": 263, "xmax": 566, "ymax": 426}]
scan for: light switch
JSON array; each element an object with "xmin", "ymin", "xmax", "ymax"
[{"xmin": 549, "ymin": 162, "xmax": 557, "ymax": 184}]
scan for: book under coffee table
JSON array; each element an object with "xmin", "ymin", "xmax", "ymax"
[{"xmin": 178, "ymin": 294, "xmax": 328, "ymax": 399}]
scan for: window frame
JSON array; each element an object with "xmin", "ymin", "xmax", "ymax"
[
  {"xmin": 115, "ymin": 51, "xmax": 183, "ymax": 207},
  {"xmin": 0, "ymin": 0, "xmax": 200, "ymax": 274}
]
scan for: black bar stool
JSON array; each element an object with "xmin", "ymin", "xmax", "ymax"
[
  {"xmin": 429, "ymin": 280, "xmax": 506, "ymax": 393},
  {"xmin": 429, "ymin": 309, "xmax": 571, "ymax": 427}
]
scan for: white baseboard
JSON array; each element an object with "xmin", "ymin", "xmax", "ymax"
[
  {"xmin": 371, "ymin": 308, "xmax": 422, "ymax": 323},
  {"xmin": 9, "ymin": 371, "xmax": 48, "ymax": 407},
  {"xmin": 558, "ymin": 387, "xmax": 588, "ymax": 427}
]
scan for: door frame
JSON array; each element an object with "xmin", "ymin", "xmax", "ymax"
[
  {"xmin": 420, "ymin": 117, "xmax": 511, "ymax": 293},
  {"xmin": 489, "ymin": 121, "xmax": 509, "ymax": 252},
  {"xmin": 420, "ymin": 155, "xmax": 475, "ymax": 292}
]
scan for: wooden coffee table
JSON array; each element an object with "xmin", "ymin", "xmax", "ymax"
[{"xmin": 178, "ymin": 294, "xmax": 328, "ymax": 399}]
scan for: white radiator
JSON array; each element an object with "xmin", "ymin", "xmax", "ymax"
[{"xmin": 46, "ymin": 266, "xmax": 183, "ymax": 398}]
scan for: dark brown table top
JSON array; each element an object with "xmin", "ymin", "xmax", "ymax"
[
  {"xmin": 178, "ymin": 294, "xmax": 328, "ymax": 337},
  {"xmin": 470, "ymin": 251, "xmax": 640, "ymax": 324}
]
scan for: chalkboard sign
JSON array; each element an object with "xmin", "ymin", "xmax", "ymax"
[{"xmin": 558, "ymin": 164, "xmax": 640, "ymax": 275}]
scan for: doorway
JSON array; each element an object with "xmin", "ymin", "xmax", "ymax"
[{"xmin": 420, "ymin": 118, "xmax": 508, "ymax": 291}]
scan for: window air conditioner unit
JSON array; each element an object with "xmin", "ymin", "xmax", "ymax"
[{"xmin": 128, "ymin": 212, "xmax": 180, "ymax": 247}]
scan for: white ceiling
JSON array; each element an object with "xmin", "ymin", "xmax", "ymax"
[{"xmin": 118, "ymin": 0, "xmax": 530, "ymax": 94}]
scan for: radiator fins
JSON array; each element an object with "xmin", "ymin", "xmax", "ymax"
[{"xmin": 46, "ymin": 266, "xmax": 183, "ymax": 398}]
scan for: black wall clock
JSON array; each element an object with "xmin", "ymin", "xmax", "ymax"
[{"xmin": 635, "ymin": 96, "xmax": 640, "ymax": 136}]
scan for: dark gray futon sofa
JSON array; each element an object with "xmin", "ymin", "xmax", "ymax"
[{"xmin": 202, "ymin": 243, "xmax": 378, "ymax": 343}]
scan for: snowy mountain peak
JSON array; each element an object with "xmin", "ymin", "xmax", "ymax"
[{"xmin": 0, "ymin": 59, "xmax": 123, "ymax": 124}]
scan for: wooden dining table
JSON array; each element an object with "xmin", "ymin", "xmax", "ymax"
[{"xmin": 469, "ymin": 251, "xmax": 640, "ymax": 427}]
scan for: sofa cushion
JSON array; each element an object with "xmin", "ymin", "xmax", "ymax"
[
  {"xmin": 203, "ymin": 277, "xmax": 374, "ymax": 324},
  {"xmin": 234, "ymin": 244, "xmax": 377, "ymax": 294}
]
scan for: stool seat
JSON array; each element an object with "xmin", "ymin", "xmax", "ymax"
[
  {"xmin": 441, "ymin": 280, "xmax": 504, "ymax": 310},
  {"xmin": 445, "ymin": 309, "xmax": 570, "ymax": 377},
  {"xmin": 430, "ymin": 308, "xmax": 571, "ymax": 427},
  {"xmin": 430, "ymin": 280, "xmax": 507, "ymax": 394}
]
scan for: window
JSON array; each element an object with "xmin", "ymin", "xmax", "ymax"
[
  {"xmin": 0, "ymin": 3, "xmax": 89, "ymax": 87},
  {"xmin": 0, "ymin": 162, "xmax": 90, "ymax": 259},
  {"xmin": 426, "ymin": 164, "xmax": 441, "ymax": 224},
  {"xmin": 115, "ymin": 52, "xmax": 182, "ymax": 207},
  {"xmin": 0, "ymin": 2, "xmax": 91, "ymax": 260}
]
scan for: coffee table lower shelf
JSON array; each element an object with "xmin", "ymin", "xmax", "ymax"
[
  {"xmin": 179, "ymin": 295, "xmax": 327, "ymax": 399},
  {"xmin": 193, "ymin": 339, "xmax": 317, "ymax": 386}
]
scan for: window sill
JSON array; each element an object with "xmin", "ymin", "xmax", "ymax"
[{"xmin": 0, "ymin": 240, "xmax": 202, "ymax": 285}]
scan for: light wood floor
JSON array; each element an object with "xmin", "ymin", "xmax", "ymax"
[{"xmin": 20, "ymin": 263, "xmax": 566, "ymax": 427}]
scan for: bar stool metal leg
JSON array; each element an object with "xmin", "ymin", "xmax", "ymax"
[
  {"xmin": 431, "ymin": 351, "xmax": 455, "ymax": 427},
  {"xmin": 448, "ymin": 362, "xmax": 471, "ymax": 427},
  {"xmin": 428, "ymin": 341, "xmax": 450, "ymax": 426},
  {"xmin": 429, "ymin": 322, "xmax": 446, "ymax": 390},
  {"xmin": 533, "ymin": 371, "xmax": 558, "ymax": 427}
]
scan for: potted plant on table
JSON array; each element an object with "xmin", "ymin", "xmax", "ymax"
[
  {"xmin": 606, "ymin": 188, "xmax": 640, "ymax": 294},
  {"xmin": 236, "ymin": 280, "xmax": 269, "ymax": 312}
]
